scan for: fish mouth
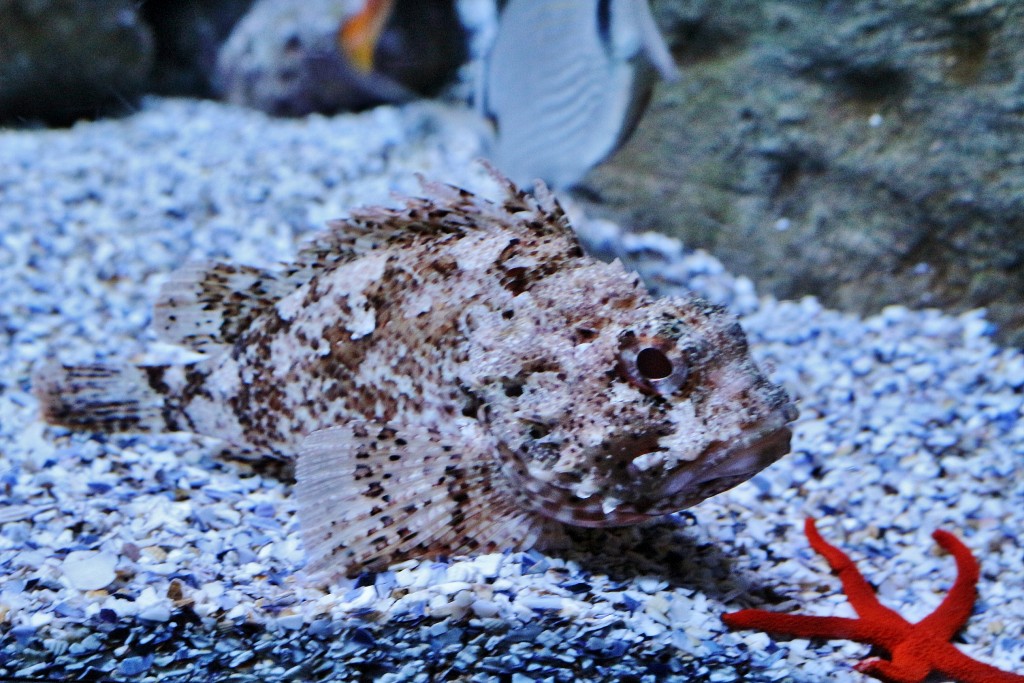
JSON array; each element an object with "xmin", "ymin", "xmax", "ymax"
[
  {"xmin": 506, "ymin": 403, "xmax": 797, "ymax": 528},
  {"xmin": 653, "ymin": 420, "xmax": 794, "ymax": 509},
  {"xmin": 571, "ymin": 404, "xmax": 796, "ymax": 526}
]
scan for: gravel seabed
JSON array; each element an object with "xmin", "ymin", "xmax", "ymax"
[{"xmin": 1, "ymin": 97, "xmax": 1022, "ymax": 683}]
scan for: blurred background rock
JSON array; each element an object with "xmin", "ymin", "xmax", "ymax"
[
  {"xmin": 143, "ymin": 0, "xmax": 254, "ymax": 98},
  {"xmin": 0, "ymin": 0, "xmax": 467, "ymax": 125},
  {"xmin": 577, "ymin": 0, "xmax": 1024, "ymax": 346},
  {"xmin": 0, "ymin": 0, "xmax": 157, "ymax": 126},
  {"xmin": 0, "ymin": 0, "xmax": 1020, "ymax": 345}
]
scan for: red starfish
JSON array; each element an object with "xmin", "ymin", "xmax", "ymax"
[{"xmin": 722, "ymin": 518, "xmax": 1023, "ymax": 683}]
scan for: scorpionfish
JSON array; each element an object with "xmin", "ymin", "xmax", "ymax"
[{"xmin": 35, "ymin": 170, "xmax": 797, "ymax": 578}]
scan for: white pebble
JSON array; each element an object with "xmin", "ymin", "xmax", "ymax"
[
  {"xmin": 518, "ymin": 595, "xmax": 564, "ymax": 611},
  {"xmin": 471, "ymin": 599, "xmax": 500, "ymax": 618},
  {"xmin": 275, "ymin": 613, "xmax": 304, "ymax": 630},
  {"xmin": 61, "ymin": 551, "xmax": 117, "ymax": 591},
  {"xmin": 474, "ymin": 552, "xmax": 503, "ymax": 579},
  {"xmin": 340, "ymin": 586, "xmax": 376, "ymax": 611},
  {"xmin": 137, "ymin": 604, "xmax": 171, "ymax": 622}
]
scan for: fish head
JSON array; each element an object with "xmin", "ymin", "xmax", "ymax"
[{"xmin": 468, "ymin": 294, "xmax": 796, "ymax": 527}]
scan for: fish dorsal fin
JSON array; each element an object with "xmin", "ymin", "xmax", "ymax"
[
  {"xmin": 154, "ymin": 261, "xmax": 291, "ymax": 354},
  {"xmin": 296, "ymin": 420, "xmax": 553, "ymax": 580},
  {"xmin": 155, "ymin": 171, "xmax": 566, "ymax": 354},
  {"xmin": 288, "ymin": 165, "xmax": 571, "ymax": 279}
]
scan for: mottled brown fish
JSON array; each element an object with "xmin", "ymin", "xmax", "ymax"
[{"xmin": 34, "ymin": 169, "xmax": 796, "ymax": 579}]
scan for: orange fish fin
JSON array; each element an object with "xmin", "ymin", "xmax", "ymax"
[{"xmin": 338, "ymin": 0, "xmax": 397, "ymax": 73}]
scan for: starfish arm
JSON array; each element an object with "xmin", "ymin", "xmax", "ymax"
[
  {"xmin": 722, "ymin": 610, "xmax": 903, "ymax": 646},
  {"xmin": 855, "ymin": 657, "xmax": 932, "ymax": 683},
  {"xmin": 728, "ymin": 519, "xmax": 1023, "ymax": 683},
  {"xmin": 916, "ymin": 529, "xmax": 980, "ymax": 640},
  {"xmin": 805, "ymin": 518, "xmax": 909, "ymax": 625},
  {"xmin": 933, "ymin": 640, "xmax": 1024, "ymax": 683}
]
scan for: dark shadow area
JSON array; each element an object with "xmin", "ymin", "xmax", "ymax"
[
  {"xmin": 140, "ymin": 0, "xmax": 254, "ymax": 97},
  {"xmin": 555, "ymin": 516, "xmax": 792, "ymax": 608}
]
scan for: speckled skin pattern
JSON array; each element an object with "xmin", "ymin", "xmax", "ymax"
[{"xmin": 35, "ymin": 171, "xmax": 795, "ymax": 578}]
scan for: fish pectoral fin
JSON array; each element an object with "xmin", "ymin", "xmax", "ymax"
[
  {"xmin": 154, "ymin": 261, "xmax": 291, "ymax": 353},
  {"xmin": 295, "ymin": 421, "xmax": 550, "ymax": 580}
]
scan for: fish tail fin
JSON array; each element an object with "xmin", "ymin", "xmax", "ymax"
[{"xmin": 33, "ymin": 361, "xmax": 179, "ymax": 433}]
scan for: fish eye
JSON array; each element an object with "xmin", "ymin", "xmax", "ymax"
[
  {"xmin": 636, "ymin": 347, "xmax": 672, "ymax": 380},
  {"xmin": 616, "ymin": 334, "xmax": 690, "ymax": 396}
]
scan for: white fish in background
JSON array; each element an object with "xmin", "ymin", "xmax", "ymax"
[
  {"xmin": 34, "ymin": 168, "xmax": 794, "ymax": 579},
  {"xmin": 482, "ymin": 0, "xmax": 679, "ymax": 188}
]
